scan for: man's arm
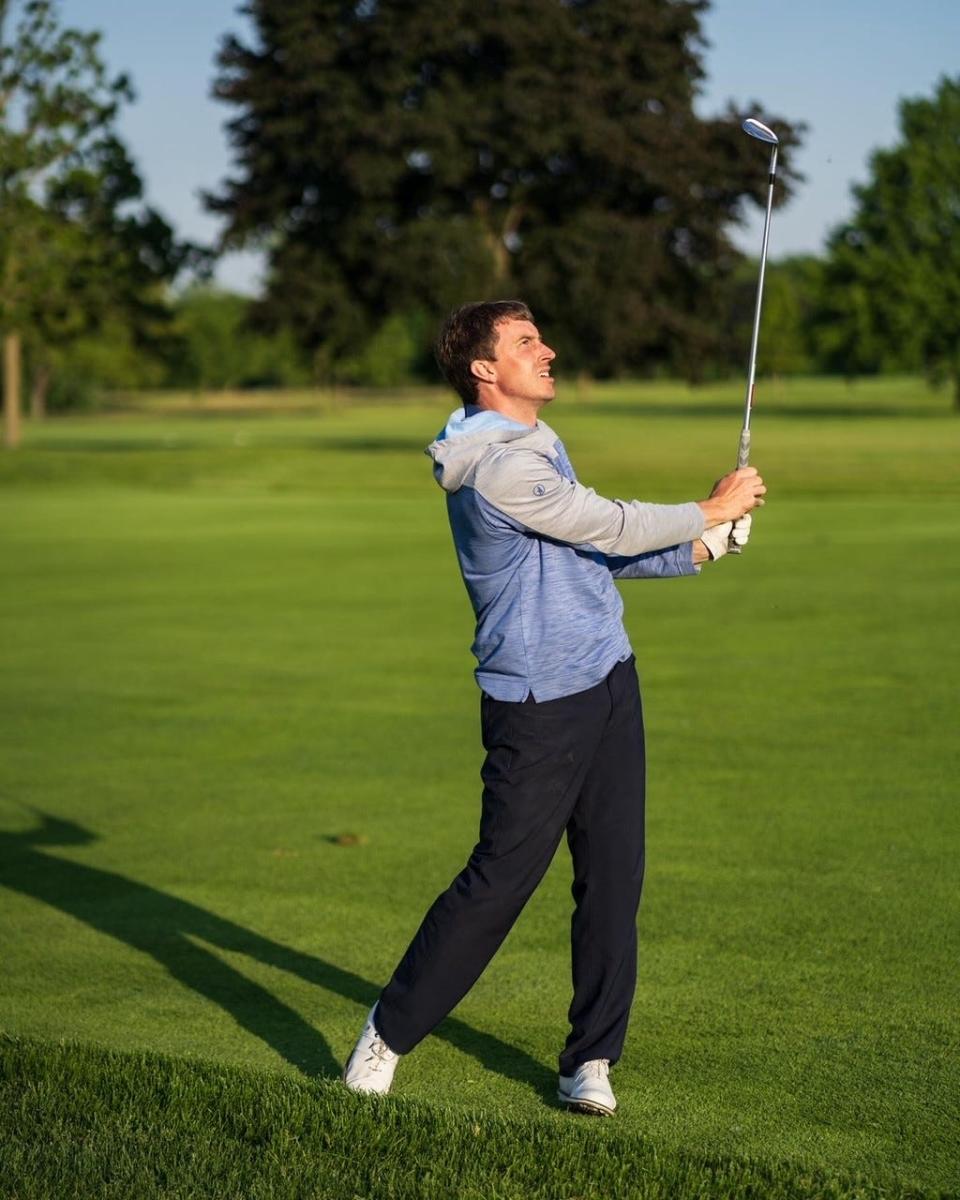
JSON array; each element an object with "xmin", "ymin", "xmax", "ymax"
[
  {"xmin": 605, "ymin": 542, "xmax": 701, "ymax": 579},
  {"xmin": 474, "ymin": 448, "xmax": 764, "ymax": 557}
]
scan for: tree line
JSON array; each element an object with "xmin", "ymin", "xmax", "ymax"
[{"xmin": 2, "ymin": 0, "xmax": 959, "ymax": 443}]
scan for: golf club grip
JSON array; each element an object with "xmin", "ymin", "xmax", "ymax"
[
  {"xmin": 727, "ymin": 429, "xmax": 751, "ymax": 554},
  {"xmin": 736, "ymin": 428, "xmax": 751, "ymax": 469}
]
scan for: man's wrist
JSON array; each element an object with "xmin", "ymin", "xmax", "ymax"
[{"xmin": 697, "ymin": 498, "xmax": 728, "ymax": 528}]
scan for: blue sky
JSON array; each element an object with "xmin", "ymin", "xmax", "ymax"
[{"xmin": 61, "ymin": 0, "xmax": 960, "ymax": 293}]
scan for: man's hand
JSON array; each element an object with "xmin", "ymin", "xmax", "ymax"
[
  {"xmin": 699, "ymin": 521, "xmax": 733, "ymax": 562},
  {"xmin": 731, "ymin": 514, "xmax": 752, "ymax": 548},
  {"xmin": 698, "ymin": 467, "xmax": 765, "ymax": 528},
  {"xmin": 698, "ymin": 513, "xmax": 753, "ymax": 563}
]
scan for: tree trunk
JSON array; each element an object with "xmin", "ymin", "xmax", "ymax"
[
  {"xmin": 3, "ymin": 332, "xmax": 22, "ymax": 450},
  {"xmin": 474, "ymin": 199, "xmax": 525, "ymax": 285},
  {"xmin": 30, "ymin": 363, "xmax": 51, "ymax": 420}
]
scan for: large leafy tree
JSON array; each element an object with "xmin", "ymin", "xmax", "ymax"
[
  {"xmin": 28, "ymin": 133, "xmax": 198, "ymax": 414},
  {"xmin": 817, "ymin": 76, "xmax": 960, "ymax": 403},
  {"xmin": 0, "ymin": 0, "xmax": 193, "ymax": 443},
  {"xmin": 209, "ymin": 0, "xmax": 801, "ymax": 378}
]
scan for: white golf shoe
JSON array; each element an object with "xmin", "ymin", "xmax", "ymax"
[
  {"xmin": 342, "ymin": 1006, "xmax": 400, "ymax": 1095},
  {"xmin": 558, "ymin": 1058, "xmax": 616, "ymax": 1116}
]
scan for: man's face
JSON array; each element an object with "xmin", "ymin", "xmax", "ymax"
[{"xmin": 482, "ymin": 319, "xmax": 556, "ymax": 405}]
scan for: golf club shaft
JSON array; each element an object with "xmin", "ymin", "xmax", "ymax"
[{"xmin": 728, "ymin": 141, "xmax": 777, "ymax": 553}]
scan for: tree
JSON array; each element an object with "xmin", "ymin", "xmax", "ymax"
[
  {"xmin": 0, "ymin": 0, "xmax": 193, "ymax": 438},
  {"xmin": 208, "ymin": 0, "xmax": 802, "ymax": 379},
  {"xmin": 816, "ymin": 76, "xmax": 960, "ymax": 402},
  {"xmin": 721, "ymin": 254, "xmax": 824, "ymax": 378}
]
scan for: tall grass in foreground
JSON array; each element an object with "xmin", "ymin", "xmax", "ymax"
[{"xmin": 0, "ymin": 1037, "xmax": 944, "ymax": 1200}]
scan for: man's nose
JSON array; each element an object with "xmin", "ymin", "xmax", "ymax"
[{"xmin": 541, "ymin": 344, "xmax": 556, "ymax": 361}]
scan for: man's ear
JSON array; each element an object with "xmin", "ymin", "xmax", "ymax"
[{"xmin": 470, "ymin": 359, "xmax": 497, "ymax": 384}]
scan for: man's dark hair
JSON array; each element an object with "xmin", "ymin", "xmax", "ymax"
[{"xmin": 435, "ymin": 300, "xmax": 534, "ymax": 404}]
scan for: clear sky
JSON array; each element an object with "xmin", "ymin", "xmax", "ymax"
[{"xmin": 60, "ymin": 0, "xmax": 960, "ymax": 293}]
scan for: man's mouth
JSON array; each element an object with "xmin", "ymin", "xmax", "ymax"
[{"xmin": 539, "ymin": 370, "xmax": 552, "ymax": 378}]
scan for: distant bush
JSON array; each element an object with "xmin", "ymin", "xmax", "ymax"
[
  {"xmin": 29, "ymin": 319, "xmax": 171, "ymax": 413},
  {"xmin": 334, "ymin": 310, "xmax": 432, "ymax": 388},
  {"xmin": 170, "ymin": 288, "xmax": 311, "ymax": 389},
  {"xmin": 45, "ymin": 370, "xmax": 98, "ymax": 413}
]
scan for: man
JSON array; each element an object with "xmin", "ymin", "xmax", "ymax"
[{"xmin": 343, "ymin": 300, "xmax": 765, "ymax": 1115}]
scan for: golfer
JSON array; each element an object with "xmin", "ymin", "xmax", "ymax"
[{"xmin": 343, "ymin": 300, "xmax": 765, "ymax": 1114}]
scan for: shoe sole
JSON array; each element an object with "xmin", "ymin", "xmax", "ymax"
[{"xmin": 557, "ymin": 1090, "xmax": 615, "ymax": 1117}]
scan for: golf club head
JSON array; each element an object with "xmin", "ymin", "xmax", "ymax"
[{"xmin": 742, "ymin": 117, "xmax": 779, "ymax": 145}]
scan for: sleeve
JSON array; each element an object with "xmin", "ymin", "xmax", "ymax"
[
  {"xmin": 605, "ymin": 542, "xmax": 699, "ymax": 579},
  {"xmin": 473, "ymin": 447, "xmax": 705, "ymax": 556}
]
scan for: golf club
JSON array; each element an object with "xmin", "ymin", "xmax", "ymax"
[{"xmin": 729, "ymin": 116, "xmax": 779, "ymax": 554}]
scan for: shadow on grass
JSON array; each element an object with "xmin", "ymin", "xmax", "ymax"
[
  {"xmin": 29, "ymin": 436, "xmax": 430, "ymax": 454},
  {"xmin": 583, "ymin": 400, "xmax": 951, "ymax": 421},
  {"xmin": 30, "ymin": 439, "xmax": 208, "ymax": 453},
  {"xmin": 0, "ymin": 813, "xmax": 553, "ymax": 1098},
  {"xmin": 304, "ymin": 436, "xmax": 432, "ymax": 454}
]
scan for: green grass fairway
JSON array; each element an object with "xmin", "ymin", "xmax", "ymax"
[{"xmin": 1, "ymin": 377, "xmax": 958, "ymax": 1198}]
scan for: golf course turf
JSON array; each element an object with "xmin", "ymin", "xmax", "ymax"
[{"xmin": 1, "ymin": 377, "xmax": 957, "ymax": 1198}]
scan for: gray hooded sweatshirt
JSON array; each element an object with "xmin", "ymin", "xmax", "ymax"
[{"xmin": 426, "ymin": 406, "xmax": 705, "ymax": 702}]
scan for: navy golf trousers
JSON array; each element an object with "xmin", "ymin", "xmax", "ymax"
[{"xmin": 375, "ymin": 655, "xmax": 646, "ymax": 1075}]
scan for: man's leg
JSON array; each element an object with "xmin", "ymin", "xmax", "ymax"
[
  {"xmin": 374, "ymin": 681, "xmax": 611, "ymax": 1057},
  {"xmin": 560, "ymin": 657, "xmax": 646, "ymax": 1076}
]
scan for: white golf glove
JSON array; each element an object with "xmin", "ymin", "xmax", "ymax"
[
  {"xmin": 700, "ymin": 514, "xmax": 752, "ymax": 562},
  {"xmin": 731, "ymin": 513, "xmax": 752, "ymax": 548},
  {"xmin": 700, "ymin": 521, "xmax": 733, "ymax": 561}
]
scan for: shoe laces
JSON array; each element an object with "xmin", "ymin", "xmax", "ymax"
[
  {"xmin": 585, "ymin": 1058, "xmax": 610, "ymax": 1079},
  {"xmin": 365, "ymin": 1035, "xmax": 398, "ymax": 1072}
]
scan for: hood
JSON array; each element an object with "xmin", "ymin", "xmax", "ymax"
[{"xmin": 426, "ymin": 406, "xmax": 538, "ymax": 492}]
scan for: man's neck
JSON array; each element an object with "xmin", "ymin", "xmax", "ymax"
[{"xmin": 473, "ymin": 395, "xmax": 541, "ymax": 428}]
